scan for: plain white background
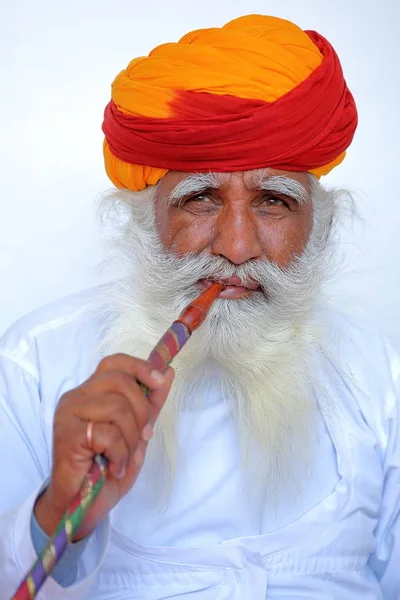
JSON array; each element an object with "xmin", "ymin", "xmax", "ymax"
[{"xmin": 1, "ymin": 0, "xmax": 399, "ymax": 340}]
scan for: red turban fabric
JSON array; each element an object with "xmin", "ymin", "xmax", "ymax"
[{"xmin": 102, "ymin": 15, "xmax": 357, "ymax": 191}]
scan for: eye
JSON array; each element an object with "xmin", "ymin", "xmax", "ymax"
[
  {"xmin": 262, "ymin": 194, "xmax": 286, "ymax": 207},
  {"xmin": 175, "ymin": 192, "xmax": 217, "ymax": 214},
  {"xmin": 185, "ymin": 193, "xmax": 212, "ymax": 204},
  {"xmin": 257, "ymin": 194, "xmax": 290, "ymax": 218}
]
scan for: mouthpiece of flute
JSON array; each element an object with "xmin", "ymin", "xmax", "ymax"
[{"xmin": 176, "ymin": 282, "xmax": 223, "ymax": 332}]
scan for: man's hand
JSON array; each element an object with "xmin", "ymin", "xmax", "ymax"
[{"xmin": 34, "ymin": 353, "xmax": 174, "ymax": 540}]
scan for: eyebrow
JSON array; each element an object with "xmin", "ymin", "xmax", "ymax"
[
  {"xmin": 254, "ymin": 174, "xmax": 309, "ymax": 205},
  {"xmin": 165, "ymin": 173, "xmax": 222, "ymax": 205},
  {"xmin": 165, "ymin": 172, "xmax": 309, "ymax": 206}
]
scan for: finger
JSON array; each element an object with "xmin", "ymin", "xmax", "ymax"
[
  {"xmin": 91, "ymin": 354, "xmax": 167, "ymax": 391},
  {"xmin": 130, "ymin": 439, "xmax": 147, "ymax": 469},
  {"xmin": 73, "ymin": 393, "xmax": 141, "ymax": 457},
  {"xmin": 88, "ymin": 421, "xmax": 130, "ymax": 480},
  {"xmin": 148, "ymin": 366, "xmax": 175, "ymax": 423},
  {"xmin": 82, "ymin": 373, "xmax": 152, "ymax": 435}
]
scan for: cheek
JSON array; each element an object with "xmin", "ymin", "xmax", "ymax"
[
  {"xmin": 155, "ymin": 206, "xmax": 214, "ymax": 253},
  {"xmin": 259, "ymin": 208, "xmax": 313, "ymax": 267}
]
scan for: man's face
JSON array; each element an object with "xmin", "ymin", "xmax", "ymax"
[{"xmin": 155, "ymin": 169, "xmax": 313, "ymax": 298}]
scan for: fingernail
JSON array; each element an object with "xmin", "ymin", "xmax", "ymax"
[
  {"xmin": 116, "ymin": 465, "xmax": 126, "ymax": 480},
  {"xmin": 150, "ymin": 370, "xmax": 165, "ymax": 385},
  {"xmin": 133, "ymin": 447, "xmax": 144, "ymax": 467},
  {"xmin": 141, "ymin": 423, "xmax": 153, "ymax": 441}
]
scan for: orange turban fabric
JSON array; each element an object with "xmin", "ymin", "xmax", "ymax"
[{"xmin": 102, "ymin": 15, "xmax": 357, "ymax": 191}]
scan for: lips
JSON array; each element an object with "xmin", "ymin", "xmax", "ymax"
[{"xmin": 198, "ymin": 277, "xmax": 261, "ymax": 299}]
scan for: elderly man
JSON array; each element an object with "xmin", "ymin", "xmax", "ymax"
[{"xmin": 1, "ymin": 14, "xmax": 399, "ymax": 600}]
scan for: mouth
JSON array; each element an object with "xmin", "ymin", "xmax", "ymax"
[{"xmin": 198, "ymin": 276, "xmax": 261, "ymax": 299}]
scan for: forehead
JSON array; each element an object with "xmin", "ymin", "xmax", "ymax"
[{"xmin": 158, "ymin": 168, "xmax": 310, "ymax": 194}]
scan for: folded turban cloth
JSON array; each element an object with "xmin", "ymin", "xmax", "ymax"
[{"xmin": 102, "ymin": 14, "xmax": 358, "ymax": 191}]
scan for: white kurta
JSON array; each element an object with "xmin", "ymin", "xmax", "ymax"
[{"xmin": 0, "ymin": 287, "xmax": 399, "ymax": 600}]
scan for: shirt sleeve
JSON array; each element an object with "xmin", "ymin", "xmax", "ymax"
[
  {"xmin": 0, "ymin": 354, "xmax": 109, "ymax": 599},
  {"xmin": 368, "ymin": 347, "xmax": 400, "ymax": 599},
  {"xmin": 30, "ymin": 509, "xmax": 90, "ymax": 587}
]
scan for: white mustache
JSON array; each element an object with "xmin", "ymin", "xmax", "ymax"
[
  {"xmin": 149, "ymin": 252, "xmax": 286, "ymax": 291},
  {"xmin": 146, "ymin": 248, "xmax": 319, "ymax": 314}
]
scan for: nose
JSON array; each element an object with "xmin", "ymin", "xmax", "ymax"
[{"xmin": 210, "ymin": 205, "xmax": 263, "ymax": 265}]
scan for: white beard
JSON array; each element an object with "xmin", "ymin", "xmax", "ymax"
[{"xmin": 98, "ymin": 177, "xmax": 339, "ymax": 500}]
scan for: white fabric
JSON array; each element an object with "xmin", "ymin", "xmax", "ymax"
[{"xmin": 0, "ymin": 286, "xmax": 399, "ymax": 600}]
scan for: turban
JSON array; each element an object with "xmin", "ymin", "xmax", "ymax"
[{"xmin": 102, "ymin": 15, "xmax": 357, "ymax": 191}]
